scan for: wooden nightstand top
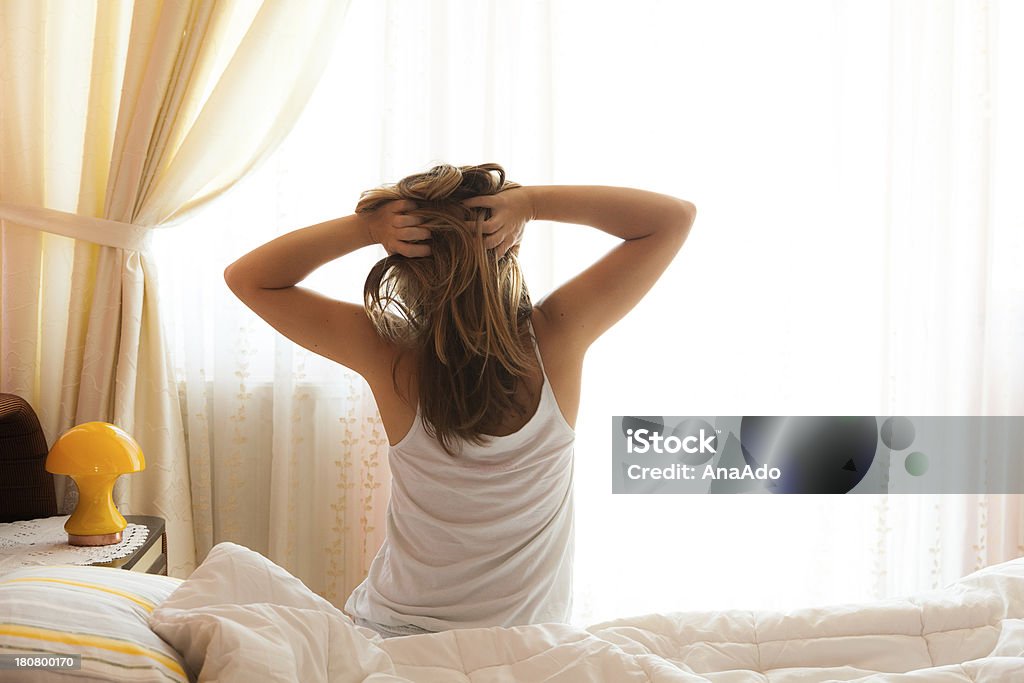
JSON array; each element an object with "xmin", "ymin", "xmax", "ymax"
[
  {"xmin": 0, "ymin": 514, "xmax": 169, "ymax": 575},
  {"xmin": 92, "ymin": 515, "xmax": 167, "ymax": 574}
]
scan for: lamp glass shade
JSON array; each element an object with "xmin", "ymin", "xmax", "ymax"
[
  {"xmin": 45, "ymin": 422, "xmax": 146, "ymax": 545},
  {"xmin": 46, "ymin": 421, "xmax": 145, "ymax": 475}
]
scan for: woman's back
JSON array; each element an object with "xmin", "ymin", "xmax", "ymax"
[
  {"xmin": 374, "ymin": 306, "xmax": 582, "ymax": 447},
  {"xmin": 344, "ymin": 316, "xmax": 576, "ymax": 634}
]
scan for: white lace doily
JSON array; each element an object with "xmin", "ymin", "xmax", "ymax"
[{"xmin": 0, "ymin": 515, "xmax": 149, "ymax": 573}]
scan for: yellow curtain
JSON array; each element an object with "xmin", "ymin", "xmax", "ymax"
[{"xmin": 0, "ymin": 0, "xmax": 350, "ymax": 574}]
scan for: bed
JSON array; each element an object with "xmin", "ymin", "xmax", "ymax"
[{"xmin": 2, "ymin": 542, "xmax": 1023, "ymax": 682}]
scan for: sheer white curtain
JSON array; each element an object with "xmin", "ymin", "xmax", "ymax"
[
  {"xmin": 0, "ymin": 0, "xmax": 349, "ymax": 575},
  {"xmin": 153, "ymin": 0, "xmax": 1024, "ymax": 622}
]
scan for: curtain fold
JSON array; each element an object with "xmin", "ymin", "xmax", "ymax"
[{"xmin": 0, "ymin": 0, "xmax": 350, "ymax": 575}]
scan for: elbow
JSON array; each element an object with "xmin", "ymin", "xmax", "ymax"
[
  {"xmin": 223, "ymin": 263, "xmax": 291, "ymax": 294},
  {"xmin": 223, "ymin": 262, "xmax": 248, "ymax": 295},
  {"xmin": 668, "ymin": 200, "xmax": 697, "ymax": 242},
  {"xmin": 223, "ymin": 263, "xmax": 237, "ymax": 289},
  {"xmin": 676, "ymin": 199, "xmax": 697, "ymax": 225}
]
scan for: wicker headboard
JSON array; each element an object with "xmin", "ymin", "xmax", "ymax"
[{"xmin": 0, "ymin": 393, "xmax": 58, "ymax": 522}]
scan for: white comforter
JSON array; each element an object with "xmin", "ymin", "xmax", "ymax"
[{"xmin": 149, "ymin": 543, "xmax": 1024, "ymax": 682}]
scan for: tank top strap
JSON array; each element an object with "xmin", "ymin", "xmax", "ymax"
[
  {"xmin": 528, "ymin": 315, "xmax": 575, "ymax": 438},
  {"xmin": 526, "ymin": 316, "xmax": 548, "ymax": 378}
]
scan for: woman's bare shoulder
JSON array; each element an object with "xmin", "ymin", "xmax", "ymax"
[{"xmin": 531, "ymin": 304, "xmax": 583, "ymax": 429}]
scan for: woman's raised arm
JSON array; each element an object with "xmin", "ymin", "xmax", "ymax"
[
  {"xmin": 510, "ymin": 184, "xmax": 696, "ymax": 356},
  {"xmin": 222, "ymin": 199, "xmax": 429, "ymax": 379}
]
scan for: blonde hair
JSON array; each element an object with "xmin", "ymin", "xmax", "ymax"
[{"xmin": 356, "ymin": 162, "xmax": 537, "ymax": 457}]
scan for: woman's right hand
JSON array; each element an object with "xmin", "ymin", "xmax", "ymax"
[{"xmin": 460, "ymin": 187, "xmax": 535, "ymax": 256}]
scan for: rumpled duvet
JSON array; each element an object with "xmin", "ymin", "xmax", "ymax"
[{"xmin": 149, "ymin": 543, "xmax": 1024, "ymax": 682}]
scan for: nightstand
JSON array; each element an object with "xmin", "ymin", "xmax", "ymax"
[
  {"xmin": 0, "ymin": 514, "xmax": 169, "ymax": 576},
  {"xmin": 92, "ymin": 515, "xmax": 168, "ymax": 575}
]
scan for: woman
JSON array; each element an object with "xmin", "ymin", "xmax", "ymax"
[{"xmin": 224, "ymin": 163, "xmax": 696, "ymax": 638}]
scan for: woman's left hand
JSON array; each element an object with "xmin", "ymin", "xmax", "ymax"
[{"xmin": 362, "ymin": 199, "xmax": 432, "ymax": 257}]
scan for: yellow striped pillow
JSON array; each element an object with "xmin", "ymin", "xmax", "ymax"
[{"xmin": 0, "ymin": 564, "xmax": 189, "ymax": 682}]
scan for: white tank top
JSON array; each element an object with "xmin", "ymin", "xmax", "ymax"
[{"xmin": 345, "ymin": 319, "xmax": 576, "ymax": 632}]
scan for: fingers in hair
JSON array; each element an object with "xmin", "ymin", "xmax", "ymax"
[
  {"xmin": 392, "ymin": 198, "xmax": 418, "ymax": 213},
  {"xmin": 395, "ymin": 227, "xmax": 431, "ymax": 241},
  {"xmin": 483, "ymin": 231, "xmax": 504, "ymax": 250},
  {"xmin": 461, "ymin": 195, "xmax": 492, "ymax": 208},
  {"xmin": 394, "ymin": 214, "xmax": 424, "ymax": 228}
]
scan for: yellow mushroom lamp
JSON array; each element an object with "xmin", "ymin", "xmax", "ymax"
[{"xmin": 45, "ymin": 422, "xmax": 146, "ymax": 546}]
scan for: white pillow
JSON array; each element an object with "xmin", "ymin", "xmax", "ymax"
[
  {"xmin": 0, "ymin": 564, "xmax": 189, "ymax": 682},
  {"xmin": 148, "ymin": 541, "xmax": 404, "ymax": 682}
]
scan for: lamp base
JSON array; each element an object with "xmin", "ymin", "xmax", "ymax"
[{"xmin": 67, "ymin": 531, "xmax": 123, "ymax": 547}]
